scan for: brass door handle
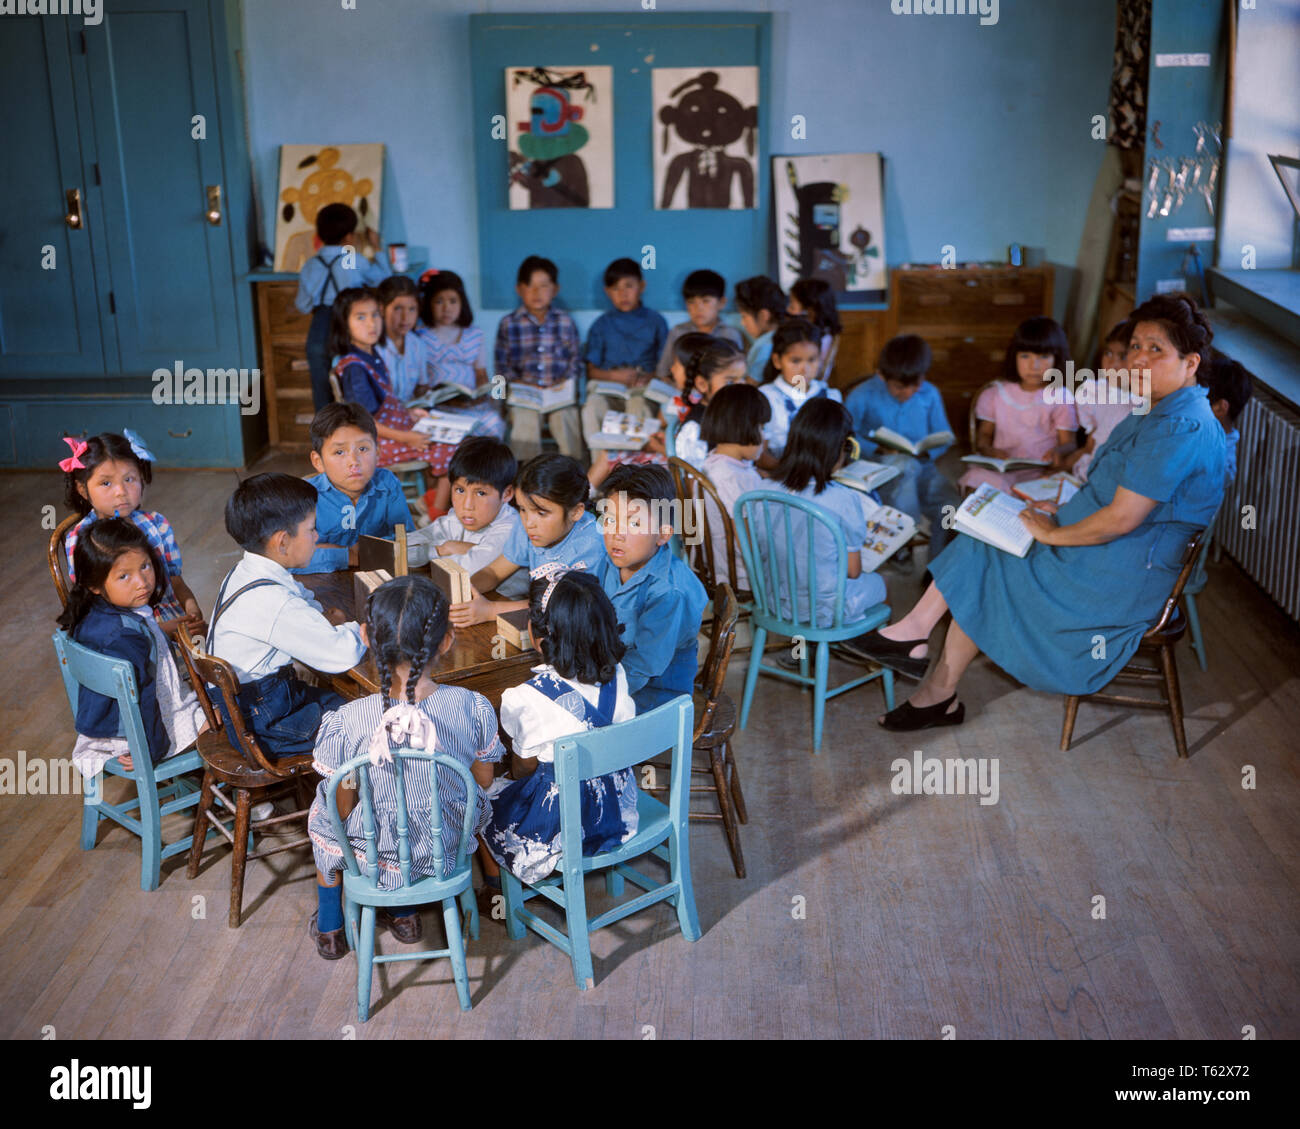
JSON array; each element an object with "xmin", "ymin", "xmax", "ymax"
[
  {"xmin": 65, "ymin": 188, "xmax": 83, "ymax": 229},
  {"xmin": 206, "ymin": 185, "xmax": 222, "ymax": 225}
]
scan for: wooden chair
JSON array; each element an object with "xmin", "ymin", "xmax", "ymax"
[
  {"xmin": 1060, "ymin": 528, "xmax": 1208, "ymax": 760},
  {"xmin": 325, "ymin": 748, "xmax": 482, "ymax": 1019},
  {"xmin": 52, "ymin": 630, "xmax": 216, "ymax": 891},
  {"xmin": 735, "ymin": 490, "xmax": 894, "ymax": 753},
  {"xmin": 641, "ymin": 584, "xmax": 747, "ymax": 878},
  {"xmin": 967, "ymin": 379, "xmax": 1000, "ymax": 453},
  {"xmin": 499, "ymin": 697, "xmax": 701, "ymax": 989},
  {"xmin": 47, "ymin": 512, "xmax": 80, "ymax": 609},
  {"xmin": 1181, "ymin": 504, "xmax": 1222, "ymax": 672},
  {"xmin": 667, "ymin": 456, "xmax": 749, "ymax": 601},
  {"xmin": 180, "ymin": 637, "xmax": 317, "ymax": 926}
]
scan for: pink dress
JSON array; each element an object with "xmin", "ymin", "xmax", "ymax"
[
  {"xmin": 959, "ymin": 380, "xmax": 1078, "ymax": 493},
  {"xmin": 1073, "ymin": 381, "xmax": 1133, "ymax": 479}
]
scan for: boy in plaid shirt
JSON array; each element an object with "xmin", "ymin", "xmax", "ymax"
[{"xmin": 495, "ymin": 255, "xmax": 585, "ymax": 461}]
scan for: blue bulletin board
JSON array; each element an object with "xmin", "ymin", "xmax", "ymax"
[{"xmin": 469, "ymin": 12, "xmax": 772, "ymax": 311}]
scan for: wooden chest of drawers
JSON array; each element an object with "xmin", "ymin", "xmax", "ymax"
[
  {"xmin": 890, "ymin": 266, "xmax": 1054, "ymax": 435},
  {"xmin": 253, "ymin": 280, "xmax": 315, "ymax": 450}
]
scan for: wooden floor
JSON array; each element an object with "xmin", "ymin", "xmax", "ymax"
[{"xmin": 2, "ymin": 462, "xmax": 1297, "ymax": 1039}]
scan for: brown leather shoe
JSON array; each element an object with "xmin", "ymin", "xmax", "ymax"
[
  {"xmin": 377, "ymin": 908, "xmax": 423, "ymax": 944},
  {"xmin": 309, "ymin": 912, "xmax": 349, "ymax": 960}
]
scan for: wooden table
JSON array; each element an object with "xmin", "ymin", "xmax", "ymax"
[{"xmin": 299, "ymin": 570, "xmax": 538, "ymax": 712}]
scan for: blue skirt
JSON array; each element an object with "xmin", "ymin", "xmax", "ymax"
[{"xmin": 486, "ymin": 763, "xmax": 639, "ymax": 884}]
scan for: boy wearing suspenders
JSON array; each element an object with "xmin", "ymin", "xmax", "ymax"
[{"xmin": 294, "ymin": 203, "xmax": 392, "ymax": 410}]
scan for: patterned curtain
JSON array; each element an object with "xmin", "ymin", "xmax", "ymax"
[{"xmin": 1109, "ymin": 0, "xmax": 1152, "ymax": 150}]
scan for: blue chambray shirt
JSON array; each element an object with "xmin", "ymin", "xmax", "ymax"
[
  {"xmin": 844, "ymin": 374, "xmax": 955, "ymax": 459},
  {"xmin": 295, "ymin": 467, "xmax": 413, "ymax": 573},
  {"xmin": 584, "ymin": 305, "xmax": 669, "ymax": 372},
  {"xmin": 596, "ymin": 543, "xmax": 708, "ymax": 713}
]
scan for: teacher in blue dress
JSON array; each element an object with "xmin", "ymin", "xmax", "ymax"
[{"xmin": 852, "ymin": 294, "xmax": 1227, "ymax": 732}]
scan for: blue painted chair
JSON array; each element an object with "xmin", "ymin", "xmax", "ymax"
[
  {"xmin": 325, "ymin": 749, "xmax": 482, "ymax": 1019},
  {"xmin": 734, "ymin": 490, "xmax": 895, "ymax": 753},
  {"xmin": 53, "ymin": 629, "xmax": 212, "ymax": 892},
  {"xmin": 499, "ymin": 696, "xmax": 701, "ymax": 990},
  {"xmin": 1182, "ymin": 503, "xmax": 1222, "ymax": 672}
]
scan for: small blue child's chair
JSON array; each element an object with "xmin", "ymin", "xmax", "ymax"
[
  {"xmin": 325, "ymin": 749, "xmax": 482, "ymax": 1019},
  {"xmin": 53, "ymin": 629, "xmax": 212, "ymax": 892},
  {"xmin": 734, "ymin": 490, "xmax": 895, "ymax": 753},
  {"xmin": 499, "ymin": 696, "xmax": 701, "ymax": 990}
]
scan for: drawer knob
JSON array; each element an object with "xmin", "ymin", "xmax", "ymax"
[{"xmin": 167, "ymin": 429, "xmax": 193, "ymax": 439}]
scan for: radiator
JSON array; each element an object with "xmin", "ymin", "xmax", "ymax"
[{"xmin": 1216, "ymin": 384, "xmax": 1300, "ymax": 622}]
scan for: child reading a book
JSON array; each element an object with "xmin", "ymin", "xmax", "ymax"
[
  {"xmin": 449, "ymin": 453, "xmax": 604, "ymax": 627},
  {"xmin": 701, "ymin": 383, "xmax": 770, "ymax": 594},
  {"xmin": 296, "ymin": 202, "xmax": 391, "ymax": 410},
  {"xmin": 306, "ymin": 574, "xmax": 505, "ymax": 959},
  {"xmin": 959, "ymin": 316, "xmax": 1079, "ymax": 495},
  {"xmin": 654, "ymin": 269, "xmax": 745, "ymax": 380},
  {"xmin": 495, "ymin": 255, "xmax": 584, "ymax": 461},
  {"xmin": 582, "ymin": 257, "xmax": 669, "ymax": 443},
  {"xmin": 595, "ymin": 464, "xmax": 708, "ymax": 713},
  {"xmin": 406, "ymin": 437, "xmax": 529, "ymax": 599},
  {"xmin": 1062, "ymin": 320, "xmax": 1137, "ymax": 480},
  {"xmin": 207, "ymin": 474, "xmax": 364, "ymax": 758},
  {"xmin": 844, "ymin": 334, "xmax": 961, "ymax": 556},
  {"xmin": 673, "ymin": 337, "xmax": 750, "ymax": 469},
  {"xmin": 297, "ymin": 403, "xmax": 413, "ymax": 580},
  {"xmin": 62, "ymin": 430, "xmax": 204, "ymax": 636},
  {"xmin": 768, "ymin": 399, "xmax": 887, "ymax": 636},
  {"xmin": 416, "ymin": 269, "xmax": 507, "ymax": 441},
  {"xmin": 734, "ymin": 275, "xmax": 787, "ymax": 383},
  {"xmin": 58, "ymin": 518, "xmax": 207, "ymax": 780},
  {"xmin": 788, "ymin": 278, "xmax": 843, "ymax": 382},
  {"xmin": 758, "ymin": 317, "xmax": 843, "ymax": 468},
  {"xmin": 330, "ymin": 287, "xmax": 442, "ymax": 474},
  {"xmin": 482, "ymin": 570, "xmax": 638, "ymax": 887}
]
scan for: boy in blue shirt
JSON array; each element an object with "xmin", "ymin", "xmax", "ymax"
[
  {"xmin": 1206, "ymin": 350, "xmax": 1253, "ymax": 487},
  {"xmin": 582, "ymin": 257, "xmax": 670, "ymax": 444},
  {"xmin": 595, "ymin": 464, "xmax": 708, "ymax": 712},
  {"xmin": 295, "ymin": 403, "xmax": 412, "ymax": 596},
  {"xmin": 844, "ymin": 334, "xmax": 960, "ymax": 557},
  {"xmin": 295, "ymin": 203, "xmax": 391, "ymax": 410}
]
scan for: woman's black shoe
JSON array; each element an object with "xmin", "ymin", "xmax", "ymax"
[
  {"xmin": 838, "ymin": 629, "xmax": 930, "ymax": 680},
  {"xmin": 878, "ymin": 693, "xmax": 965, "ymax": 732}
]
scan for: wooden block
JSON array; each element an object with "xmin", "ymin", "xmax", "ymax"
[
  {"xmin": 356, "ymin": 534, "xmax": 396, "ymax": 574},
  {"xmin": 394, "ymin": 524, "xmax": 408, "ymax": 577},
  {"xmin": 494, "ymin": 607, "xmax": 531, "ymax": 651},
  {"xmin": 353, "ymin": 569, "xmax": 392, "ymax": 618},
  {"xmin": 430, "ymin": 557, "xmax": 472, "ymax": 605}
]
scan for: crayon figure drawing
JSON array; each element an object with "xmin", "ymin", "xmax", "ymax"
[
  {"xmin": 506, "ymin": 65, "xmax": 614, "ymax": 209},
  {"xmin": 653, "ymin": 67, "xmax": 759, "ymax": 210},
  {"xmin": 273, "ymin": 144, "xmax": 384, "ymax": 272}
]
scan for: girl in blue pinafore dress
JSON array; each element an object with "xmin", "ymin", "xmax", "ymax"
[{"xmin": 483, "ymin": 569, "xmax": 639, "ymax": 886}]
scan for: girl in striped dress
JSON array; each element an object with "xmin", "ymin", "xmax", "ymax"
[{"xmin": 305, "ymin": 575, "xmax": 505, "ymax": 960}]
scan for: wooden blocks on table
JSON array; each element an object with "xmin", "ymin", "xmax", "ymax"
[
  {"xmin": 356, "ymin": 524, "xmax": 409, "ymax": 577},
  {"xmin": 494, "ymin": 608, "xmax": 531, "ymax": 651},
  {"xmin": 353, "ymin": 569, "xmax": 393, "ymax": 618},
  {"xmin": 430, "ymin": 557, "xmax": 472, "ymax": 605}
]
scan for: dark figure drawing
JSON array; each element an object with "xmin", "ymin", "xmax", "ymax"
[
  {"xmin": 783, "ymin": 160, "xmax": 851, "ymax": 291},
  {"xmin": 510, "ymin": 67, "xmax": 594, "ymax": 208},
  {"xmin": 658, "ymin": 71, "xmax": 758, "ymax": 209}
]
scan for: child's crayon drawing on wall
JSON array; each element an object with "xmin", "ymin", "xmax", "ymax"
[
  {"xmin": 274, "ymin": 144, "xmax": 385, "ymax": 272},
  {"xmin": 653, "ymin": 67, "xmax": 759, "ymax": 211},
  {"xmin": 506, "ymin": 65, "xmax": 614, "ymax": 209},
  {"xmin": 773, "ymin": 152, "xmax": 887, "ymax": 295}
]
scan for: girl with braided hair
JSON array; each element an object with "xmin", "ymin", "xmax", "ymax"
[{"xmin": 304, "ymin": 575, "xmax": 505, "ymax": 960}]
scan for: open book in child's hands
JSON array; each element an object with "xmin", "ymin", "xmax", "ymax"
[
  {"xmin": 870, "ymin": 427, "xmax": 955, "ymax": 456},
  {"xmin": 832, "ymin": 458, "xmax": 901, "ymax": 494},
  {"xmin": 409, "ymin": 381, "xmax": 493, "ymax": 409},
  {"xmin": 587, "ymin": 411, "xmax": 663, "ymax": 450},
  {"xmin": 960, "ymin": 453, "xmax": 1050, "ymax": 473},
  {"xmin": 506, "ymin": 377, "xmax": 577, "ymax": 413},
  {"xmin": 412, "ymin": 410, "xmax": 476, "ymax": 445},
  {"xmin": 952, "ymin": 483, "xmax": 1033, "ymax": 557},
  {"xmin": 848, "ymin": 493, "xmax": 917, "ymax": 571}
]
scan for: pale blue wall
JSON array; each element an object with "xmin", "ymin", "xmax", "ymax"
[{"xmin": 240, "ymin": 0, "xmax": 1114, "ymax": 326}]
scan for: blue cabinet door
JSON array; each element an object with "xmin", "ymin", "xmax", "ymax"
[
  {"xmin": 82, "ymin": 0, "xmax": 241, "ymax": 377},
  {"xmin": 0, "ymin": 17, "xmax": 108, "ymax": 376}
]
